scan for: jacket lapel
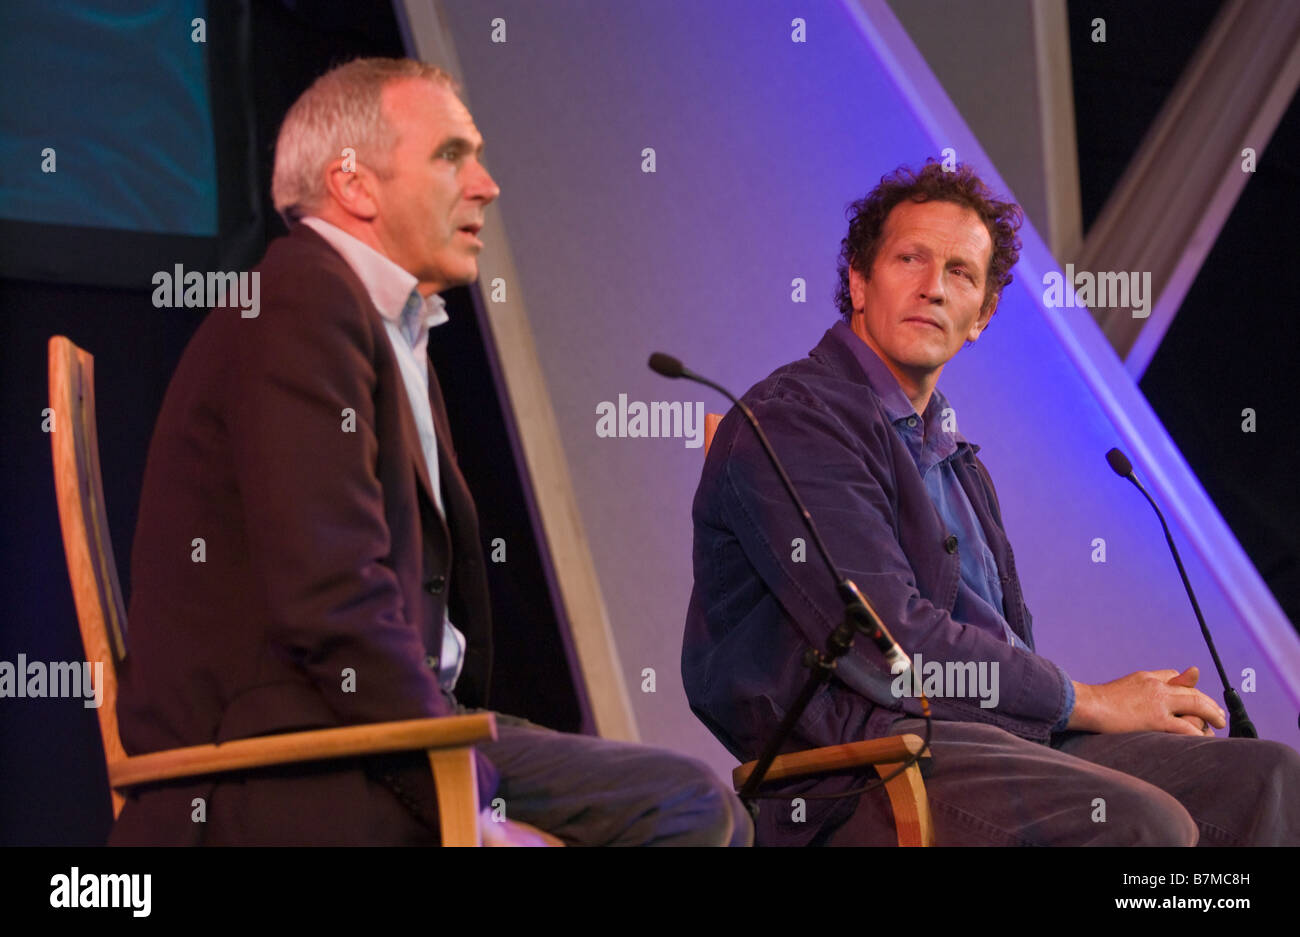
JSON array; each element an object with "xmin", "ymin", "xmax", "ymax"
[
  {"xmin": 289, "ymin": 222, "xmax": 448, "ymax": 531},
  {"xmin": 389, "ymin": 368, "xmax": 446, "ymax": 532},
  {"xmin": 426, "ymin": 364, "xmax": 471, "ymax": 535}
]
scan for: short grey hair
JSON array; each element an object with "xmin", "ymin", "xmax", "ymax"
[{"xmin": 271, "ymin": 57, "xmax": 459, "ymax": 226}]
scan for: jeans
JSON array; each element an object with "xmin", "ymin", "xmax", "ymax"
[{"xmin": 807, "ymin": 716, "xmax": 1300, "ymax": 846}]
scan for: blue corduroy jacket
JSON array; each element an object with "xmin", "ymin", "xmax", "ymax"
[{"xmin": 682, "ymin": 325, "xmax": 1073, "ymax": 842}]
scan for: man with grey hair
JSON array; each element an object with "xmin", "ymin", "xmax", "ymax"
[{"xmin": 112, "ymin": 57, "xmax": 750, "ymax": 846}]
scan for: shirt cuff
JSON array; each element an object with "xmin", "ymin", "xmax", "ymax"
[{"xmin": 1050, "ymin": 664, "xmax": 1075, "ymax": 733}]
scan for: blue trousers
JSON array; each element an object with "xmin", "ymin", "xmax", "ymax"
[{"xmin": 805, "ymin": 717, "xmax": 1300, "ymax": 846}]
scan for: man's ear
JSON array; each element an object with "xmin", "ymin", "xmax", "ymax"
[
  {"xmin": 849, "ymin": 263, "xmax": 867, "ymax": 314},
  {"xmin": 322, "ymin": 158, "xmax": 380, "ymax": 222},
  {"xmin": 968, "ymin": 294, "xmax": 998, "ymax": 343}
]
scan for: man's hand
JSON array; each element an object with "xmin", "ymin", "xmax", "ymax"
[
  {"xmin": 1166, "ymin": 665, "xmax": 1217, "ymax": 735},
  {"xmin": 1068, "ymin": 666, "xmax": 1225, "ymax": 736}
]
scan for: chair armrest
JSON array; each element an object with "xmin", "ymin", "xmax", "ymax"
[
  {"xmin": 732, "ymin": 733, "xmax": 929, "ymax": 789},
  {"xmin": 109, "ymin": 713, "xmax": 497, "ymax": 790}
]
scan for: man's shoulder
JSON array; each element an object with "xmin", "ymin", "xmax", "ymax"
[
  {"xmin": 699, "ymin": 328, "xmax": 894, "ymax": 491},
  {"xmin": 255, "ymin": 223, "xmax": 359, "ymax": 290},
  {"xmin": 175, "ymin": 225, "xmax": 381, "ymax": 381},
  {"xmin": 738, "ymin": 327, "xmax": 885, "ymax": 427},
  {"xmin": 233, "ymin": 224, "xmax": 379, "ymax": 334}
]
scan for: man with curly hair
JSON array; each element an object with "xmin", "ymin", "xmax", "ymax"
[{"xmin": 682, "ymin": 160, "xmax": 1300, "ymax": 846}]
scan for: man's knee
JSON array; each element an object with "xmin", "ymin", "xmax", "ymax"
[
  {"xmin": 1250, "ymin": 739, "xmax": 1300, "ymax": 789},
  {"xmin": 653, "ymin": 754, "xmax": 752, "ymax": 846},
  {"xmin": 1094, "ymin": 785, "xmax": 1198, "ymax": 846},
  {"xmin": 1235, "ymin": 739, "xmax": 1300, "ymax": 844}
]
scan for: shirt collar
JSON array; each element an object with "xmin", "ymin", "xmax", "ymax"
[
  {"xmin": 828, "ymin": 319, "xmax": 973, "ymax": 456},
  {"xmin": 300, "ymin": 216, "xmax": 450, "ymax": 333}
]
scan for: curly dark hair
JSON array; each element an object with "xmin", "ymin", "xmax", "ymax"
[{"xmin": 834, "ymin": 160, "xmax": 1024, "ymax": 323}]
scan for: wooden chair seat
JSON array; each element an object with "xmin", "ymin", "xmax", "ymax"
[{"xmin": 733, "ymin": 735, "xmax": 933, "ymax": 846}]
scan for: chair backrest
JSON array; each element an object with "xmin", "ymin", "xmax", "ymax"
[
  {"xmin": 704, "ymin": 413, "xmax": 722, "ymax": 455},
  {"xmin": 47, "ymin": 336, "xmax": 129, "ymax": 817}
]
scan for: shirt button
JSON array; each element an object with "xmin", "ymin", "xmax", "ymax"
[
  {"xmin": 907, "ymin": 417, "xmax": 918, "ymax": 427},
  {"xmin": 424, "ymin": 575, "xmax": 446, "ymax": 595},
  {"xmin": 944, "ymin": 534, "xmax": 958, "ymax": 554}
]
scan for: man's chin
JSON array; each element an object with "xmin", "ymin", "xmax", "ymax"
[
  {"xmin": 454, "ymin": 258, "xmax": 481, "ymax": 284},
  {"xmin": 900, "ymin": 346, "xmax": 957, "ymax": 369},
  {"xmin": 428, "ymin": 265, "xmax": 479, "ymax": 291}
]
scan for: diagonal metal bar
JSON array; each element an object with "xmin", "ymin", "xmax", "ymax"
[
  {"xmin": 392, "ymin": 0, "xmax": 640, "ymax": 741},
  {"xmin": 1075, "ymin": 0, "xmax": 1300, "ymax": 377}
]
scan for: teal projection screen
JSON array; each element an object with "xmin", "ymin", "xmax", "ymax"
[{"xmin": 0, "ymin": 1, "xmax": 261, "ymax": 287}]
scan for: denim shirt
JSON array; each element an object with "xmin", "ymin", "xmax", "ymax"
[
  {"xmin": 835, "ymin": 322, "xmax": 1073, "ymax": 731},
  {"xmin": 682, "ymin": 324, "xmax": 1074, "ymax": 776}
]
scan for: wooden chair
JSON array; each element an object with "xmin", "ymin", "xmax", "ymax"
[
  {"xmin": 47, "ymin": 335, "xmax": 496, "ymax": 845},
  {"xmin": 704, "ymin": 411, "xmax": 934, "ymax": 846}
]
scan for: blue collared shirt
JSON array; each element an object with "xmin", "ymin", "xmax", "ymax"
[
  {"xmin": 831, "ymin": 321, "xmax": 1074, "ymax": 730},
  {"xmin": 300, "ymin": 216, "xmax": 467, "ymax": 692}
]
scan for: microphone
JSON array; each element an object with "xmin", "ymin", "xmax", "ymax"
[
  {"xmin": 647, "ymin": 352, "xmax": 685, "ymax": 379},
  {"xmin": 1105, "ymin": 447, "xmax": 1257, "ymax": 738},
  {"xmin": 649, "ymin": 351, "xmax": 913, "ymax": 679}
]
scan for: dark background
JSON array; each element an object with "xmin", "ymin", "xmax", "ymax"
[{"xmin": 1069, "ymin": 0, "xmax": 1300, "ymax": 629}]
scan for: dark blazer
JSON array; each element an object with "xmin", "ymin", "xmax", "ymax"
[
  {"xmin": 682, "ymin": 325, "xmax": 1071, "ymax": 844},
  {"xmin": 111, "ymin": 223, "xmax": 496, "ymax": 845}
]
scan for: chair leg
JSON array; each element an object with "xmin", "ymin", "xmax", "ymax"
[
  {"xmin": 428, "ymin": 747, "xmax": 482, "ymax": 846},
  {"xmin": 875, "ymin": 760, "xmax": 935, "ymax": 847}
]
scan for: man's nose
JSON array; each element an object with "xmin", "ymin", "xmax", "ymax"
[
  {"xmin": 468, "ymin": 159, "xmax": 500, "ymax": 203},
  {"xmin": 919, "ymin": 263, "xmax": 946, "ymax": 303}
]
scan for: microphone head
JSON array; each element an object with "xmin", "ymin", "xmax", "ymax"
[
  {"xmin": 648, "ymin": 352, "xmax": 685, "ymax": 378},
  {"xmin": 1105, "ymin": 447, "xmax": 1133, "ymax": 478}
]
